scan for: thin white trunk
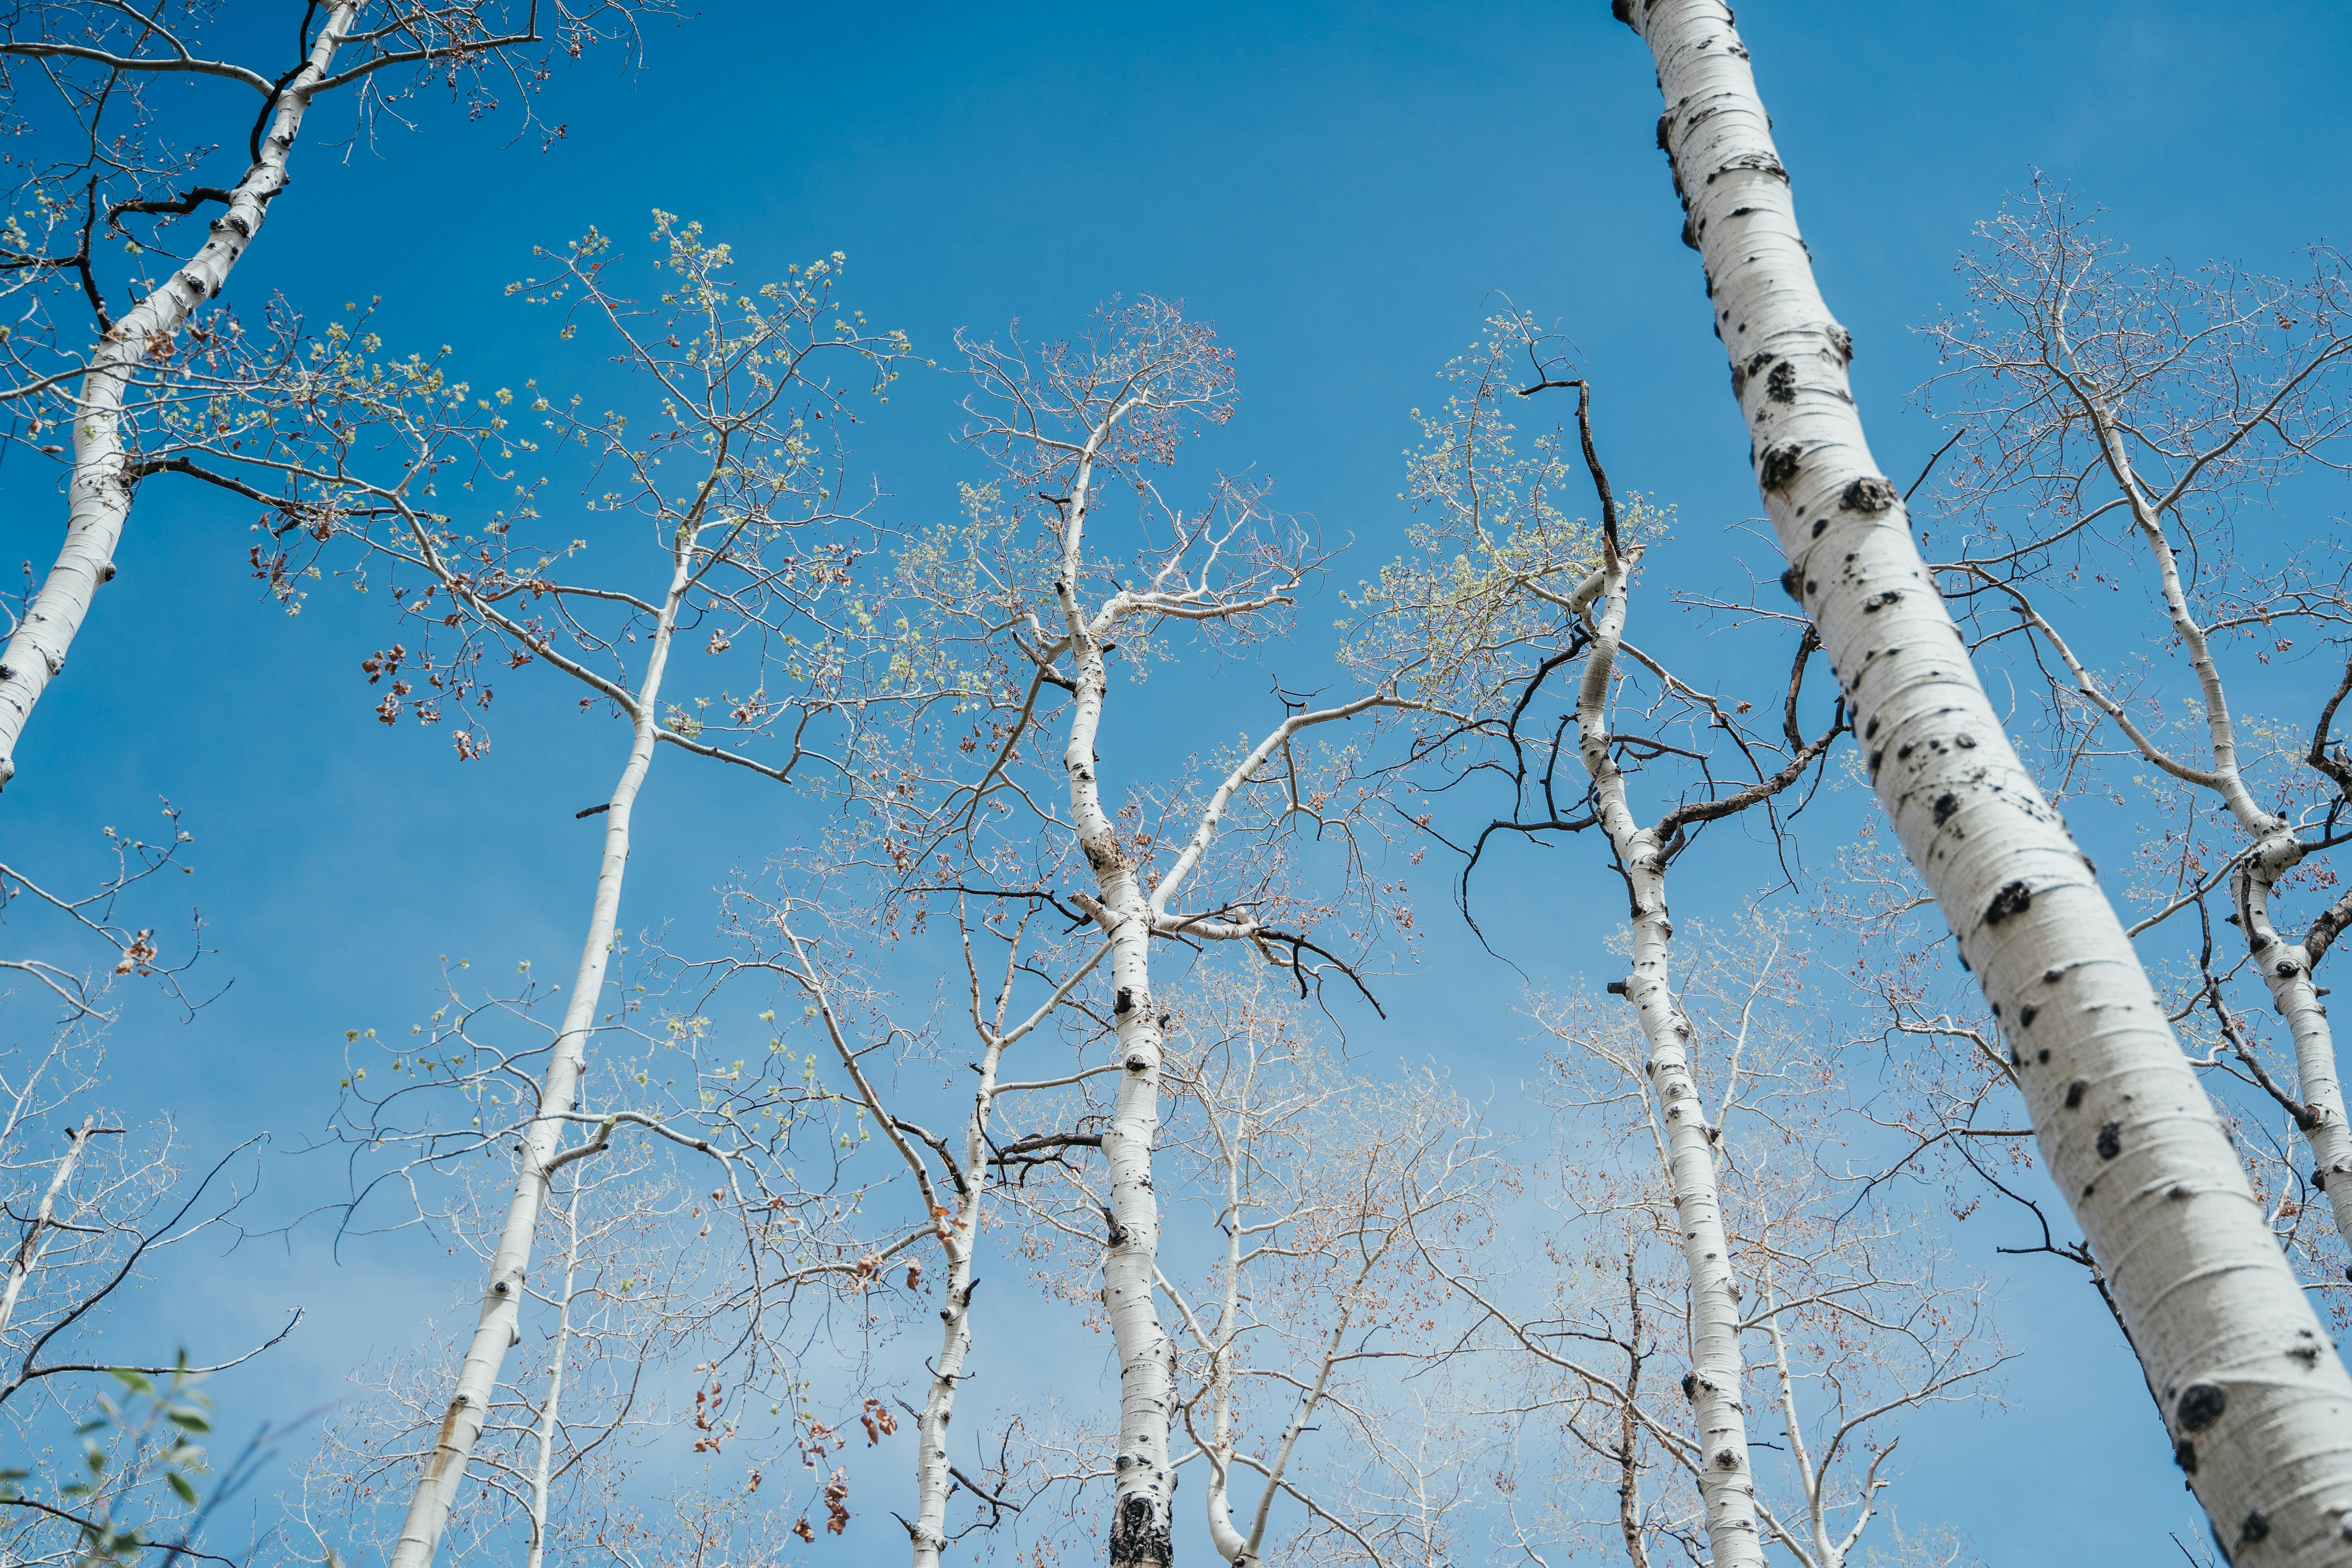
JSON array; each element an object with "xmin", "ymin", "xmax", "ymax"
[
  {"xmin": 1178, "ymin": 1098, "xmax": 1374, "ymax": 1568},
  {"xmin": 0, "ymin": 1115, "xmax": 93, "ymax": 1339},
  {"xmin": 1762, "ymin": 1314, "xmax": 1826, "ymax": 1568},
  {"xmin": 1053, "ymin": 461, "xmax": 1175, "ymax": 1568},
  {"xmin": 1573, "ymin": 549, "xmax": 1765, "ymax": 1568},
  {"xmin": 1201, "ymin": 1112, "xmax": 1250, "ymax": 1568},
  {"xmin": 2049, "ymin": 392, "xmax": 2352, "ymax": 1243},
  {"xmin": 908, "ymin": 1051, "xmax": 992, "ymax": 1568},
  {"xmin": 0, "ymin": 4, "xmax": 361, "ymax": 791},
  {"xmin": 524, "ymin": 1180, "xmax": 585, "ymax": 1568},
  {"xmin": 2127, "ymin": 498, "xmax": 2352, "ymax": 1238},
  {"xmin": 2239, "ymin": 852, "xmax": 2352, "ymax": 1233},
  {"xmin": 388, "ymin": 544, "xmax": 693, "ymax": 1568},
  {"xmin": 1624, "ymin": 2, "xmax": 2352, "ymax": 1555}
]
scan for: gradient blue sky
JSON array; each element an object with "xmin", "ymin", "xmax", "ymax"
[{"xmin": 6, "ymin": 2, "xmax": 2352, "ymax": 1562}]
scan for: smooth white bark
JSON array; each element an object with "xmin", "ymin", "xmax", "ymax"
[
  {"xmin": 1053, "ymin": 466, "xmax": 1178, "ymax": 1568},
  {"xmin": 0, "ymin": 1115, "xmax": 94, "ymax": 1340},
  {"xmin": 0, "ymin": 4, "xmax": 361, "ymax": 791},
  {"xmin": 906, "ymin": 1076, "xmax": 986, "ymax": 1568},
  {"xmin": 1623, "ymin": 2, "xmax": 2352, "ymax": 1556},
  {"xmin": 523, "ymin": 1179, "xmax": 585, "ymax": 1568},
  {"xmin": 2091, "ymin": 419, "xmax": 2352, "ymax": 1243},
  {"xmin": 387, "ymin": 539, "xmax": 692, "ymax": 1568},
  {"xmin": 1573, "ymin": 548, "xmax": 1765, "ymax": 1568},
  {"xmin": 1990, "ymin": 515, "xmax": 2352, "ymax": 1245}
]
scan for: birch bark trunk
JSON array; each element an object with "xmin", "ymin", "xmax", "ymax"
[
  {"xmin": 387, "ymin": 541, "xmax": 692, "ymax": 1568},
  {"xmin": 1572, "ymin": 548, "xmax": 1765, "ymax": 1568},
  {"xmin": 524, "ymin": 1179, "xmax": 585, "ymax": 1568},
  {"xmin": 2088, "ymin": 422, "xmax": 2352, "ymax": 1243},
  {"xmin": 908, "ymin": 1037, "xmax": 994, "ymax": 1568},
  {"xmin": 0, "ymin": 1115, "xmax": 94, "ymax": 1339},
  {"xmin": 0, "ymin": 3, "xmax": 361, "ymax": 791},
  {"xmin": 1059, "ymin": 562, "xmax": 1176, "ymax": 1568},
  {"xmin": 1199, "ymin": 1112, "xmax": 1251, "ymax": 1568},
  {"xmin": 1619, "ymin": 2, "xmax": 2352, "ymax": 1556}
]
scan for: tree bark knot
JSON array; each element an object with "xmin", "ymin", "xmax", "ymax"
[
  {"xmin": 1983, "ymin": 880, "xmax": 2033, "ymax": 926},
  {"xmin": 1840, "ymin": 476, "xmax": 1897, "ymax": 513}
]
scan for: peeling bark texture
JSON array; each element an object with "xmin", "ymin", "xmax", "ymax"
[
  {"xmin": 1621, "ymin": 2, "xmax": 2352, "ymax": 1556},
  {"xmin": 0, "ymin": 4, "xmax": 361, "ymax": 792},
  {"xmin": 1576, "ymin": 550, "xmax": 1765, "ymax": 1568},
  {"xmin": 387, "ymin": 545, "xmax": 692, "ymax": 1568}
]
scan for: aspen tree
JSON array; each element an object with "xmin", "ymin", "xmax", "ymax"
[
  {"xmin": 1914, "ymin": 188, "xmax": 2352, "ymax": 1250},
  {"xmin": 881, "ymin": 299, "xmax": 1421, "ymax": 1567},
  {"xmin": 156, "ymin": 217, "xmax": 910, "ymax": 1568},
  {"xmin": 1617, "ymin": 2, "xmax": 2352, "ymax": 1554},
  {"xmin": 0, "ymin": 1, "xmax": 664, "ymax": 791}
]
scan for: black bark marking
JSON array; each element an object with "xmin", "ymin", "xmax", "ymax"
[
  {"xmin": 1115, "ymin": 986, "xmax": 1134, "ymax": 1014},
  {"xmin": 1778, "ymin": 564, "xmax": 1801, "ymax": 599},
  {"xmin": 1760, "ymin": 444, "xmax": 1803, "ymax": 491},
  {"xmin": 1862, "ymin": 590, "xmax": 1901, "ymax": 613},
  {"xmin": 1932, "ymin": 793, "xmax": 1960, "ymax": 826},
  {"xmin": 2018, "ymin": 1003, "xmax": 2038, "ymax": 1027},
  {"xmin": 2174, "ymin": 1438, "xmax": 2198, "ymax": 1474},
  {"xmin": 2097, "ymin": 1121, "xmax": 2122, "ymax": 1160},
  {"xmin": 1766, "ymin": 360, "xmax": 1797, "ymax": 403},
  {"xmin": 1984, "ymin": 881, "xmax": 2033, "ymax": 925},
  {"xmin": 1705, "ymin": 151, "xmax": 1787, "ymax": 185},
  {"xmin": 2178, "ymin": 1384, "xmax": 2227, "ymax": 1431},
  {"xmin": 1841, "ymin": 475, "xmax": 1897, "ymax": 512},
  {"xmin": 2065, "ymin": 1081, "xmax": 2086, "ymax": 1109},
  {"xmin": 1828, "ymin": 324, "xmax": 1853, "ymax": 363},
  {"xmin": 1108, "ymin": 1493, "xmax": 1173, "ymax": 1568},
  {"xmin": 2240, "ymin": 1511, "xmax": 2269, "ymax": 1548}
]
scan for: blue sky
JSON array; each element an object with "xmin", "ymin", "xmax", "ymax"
[{"xmin": 6, "ymin": 2, "xmax": 2351, "ymax": 1562}]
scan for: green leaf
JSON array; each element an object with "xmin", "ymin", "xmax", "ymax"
[
  {"xmin": 107, "ymin": 1368, "xmax": 154, "ymax": 1396},
  {"xmin": 167, "ymin": 1472, "xmax": 198, "ymax": 1506},
  {"xmin": 165, "ymin": 1411, "xmax": 211, "ymax": 1434}
]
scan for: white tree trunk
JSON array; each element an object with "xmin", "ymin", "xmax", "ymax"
[
  {"xmin": 0, "ymin": 3, "xmax": 361, "ymax": 791},
  {"xmin": 908, "ymin": 1058, "xmax": 992, "ymax": 1568},
  {"xmin": 387, "ymin": 547, "xmax": 692, "ymax": 1568},
  {"xmin": 1199, "ymin": 1136, "xmax": 1252, "ymax": 1568},
  {"xmin": 0, "ymin": 1115, "xmax": 93, "ymax": 1339},
  {"xmin": 2100, "ymin": 431, "xmax": 2352, "ymax": 1242},
  {"xmin": 1622, "ymin": 2, "xmax": 2352, "ymax": 1556},
  {"xmin": 1055, "ymin": 476, "xmax": 1175, "ymax": 1568},
  {"xmin": 1574, "ymin": 551, "xmax": 1765, "ymax": 1568},
  {"xmin": 524, "ymin": 1179, "xmax": 586, "ymax": 1568},
  {"xmin": 2239, "ymin": 847, "xmax": 2352, "ymax": 1234}
]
